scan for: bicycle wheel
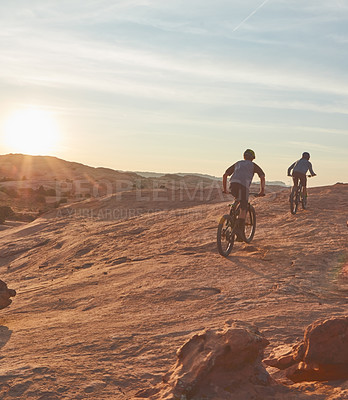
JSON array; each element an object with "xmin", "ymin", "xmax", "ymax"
[
  {"xmin": 301, "ymin": 191, "xmax": 307, "ymax": 209},
  {"xmin": 290, "ymin": 187, "xmax": 299, "ymax": 215},
  {"xmin": 217, "ymin": 214, "xmax": 235, "ymax": 256},
  {"xmin": 244, "ymin": 204, "xmax": 256, "ymax": 243}
]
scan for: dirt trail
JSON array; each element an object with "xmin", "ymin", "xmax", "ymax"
[{"xmin": 0, "ymin": 184, "xmax": 347, "ymax": 399}]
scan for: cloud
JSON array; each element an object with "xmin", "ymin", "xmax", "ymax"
[
  {"xmin": 287, "ymin": 141, "xmax": 347, "ymax": 155},
  {"xmin": 232, "ymin": 0, "xmax": 271, "ymax": 32},
  {"xmin": 2, "ymin": 24, "xmax": 348, "ymax": 123},
  {"xmin": 328, "ymin": 34, "xmax": 348, "ymax": 44},
  {"xmin": 2, "ymin": 2, "xmax": 348, "ymax": 130}
]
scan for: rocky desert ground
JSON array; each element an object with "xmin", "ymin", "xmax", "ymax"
[{"xmin": 0, "ymin": 174, "xmax": 347, "ymax": 399}]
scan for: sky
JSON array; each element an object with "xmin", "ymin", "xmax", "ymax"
[{"xmin": 0, "ymin": 0, "xmax": 347, "ymax": 186}]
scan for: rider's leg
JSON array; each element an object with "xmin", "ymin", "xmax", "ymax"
[
  {"xmin": 292, "ymin": 176, "xmax": 299, "ymax": 191},
  {"xmin": 239, "ymin": 209, "xmax": 247, "ymax": 219},
  {"xmin": 301, "ymin": 175, "xmax": 308, "ymax": 197},
  {"xmin": 235, "ymin": 208, "xmax": 246, "ymax": 241},
  {"xmin": 229, "ymin": 182, "xmax": 248, "ymax": 237},
  {"xmin": 290, "ymin": 176, "xmax": 299, "ymax": 199},
  {"xmin": 235, "ymin": 186, "xmax": 248, "ymax": 239},
  {"xmin": 230, "ymin": 182, "xmax": 244, "ymax": 214},
  {"xmin": 238, "ymin": 185, "xmax": 248, "ymax": 219}
]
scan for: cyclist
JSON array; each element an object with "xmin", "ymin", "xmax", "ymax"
[
  {"xmin": 223, "ymin": 149, "xmax": 265, "ymax": 239},
  {"xmin": 287, "ymin": 152, "xmax": 316, "ymax": 199}
]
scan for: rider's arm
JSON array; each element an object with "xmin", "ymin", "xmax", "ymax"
[
  {"xmin": 308, "ymin": 162, "xmax": 316, "ymax": 177},
  {"xmin": 260, "ymin": 175, "xmax": 266, "ymax": 196},
  {"xmin": 254, "ymin": 164, "xmax": 266, "ymax": 196},
  {"xmin": 287, "ymin": 162, "xmax": 295, "ymax": 176},
  {"xmin": 223, "ymin": 173, "xmax": 228, "ymax": 193},
  {"xmin": 223, "ymin": 164, "xmax": 235, "ymax": 193}
]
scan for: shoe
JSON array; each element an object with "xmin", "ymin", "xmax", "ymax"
[
  {"xmin": 235, "ymin": 233, "xmax": 244, "ymax": 242},
  {"xmin": 234, "ymin": 219, "xmax": 245, "ymax": 242}
]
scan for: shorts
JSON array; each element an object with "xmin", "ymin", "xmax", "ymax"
[
  {"xmin": 292, "ymin": 171, "xmax": 307, "ymax": 188},
  {"xmin": 229, "ymin": 182, "xmax": 248, "ymax": 211}
]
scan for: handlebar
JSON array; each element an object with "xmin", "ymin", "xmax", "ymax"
[{"xmin": 288, "ymin": 174, "xmax": 316, "ymax": 178}]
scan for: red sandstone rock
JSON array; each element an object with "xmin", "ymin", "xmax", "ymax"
[
  {"xmin": 264, "ymin": 352, "xmax": 296, "ymax": 370},
  {"xmin": 264, "ymin": 342, "xmax": 305, "ymax": 370},
  {"xmin": 136, "ymin": 320, "xmax": 271, "ymax": 399},
  {"xmin": 267, "ymin": 317, "xmax": 348, "ymax": 383},
  {"xmin": 0, "ymin": 279, "xmax": 16, "ymax": 310},
  {"xmin": 303, "ymin": 316, "xmax": 348, "ymax": 365},
  {"xmin": 286, "ymin": 361, "xmax": 348, "ymax": 383}
]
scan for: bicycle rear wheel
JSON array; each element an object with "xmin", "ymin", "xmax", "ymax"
[
  {"xmin": 244, "ymin": 204, "xmax": 256, "ymax": 243},
  {"xmin": 301, "ymin": 192, "xmax": 307, "ymax": 209},
  {"xmin": 217, "ymin": 214, "xmax": 235, "ymax": 256},
  {"xmin": 290, "ymin": 187, "xmax": 299, "ymax": 215}
]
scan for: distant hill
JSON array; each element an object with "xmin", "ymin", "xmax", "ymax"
[
  {"xmin": 0, "ymin": 154, "xmax": 288, "ymax": 196},
  {"xmin": 257, "ymin": 180, "xmax": 288, "ymax": 187},
  {"xmin": 0, "ymin": 154, "xmax": 139, "ymax": 182},
  {"xmin": 133, "ymin": 171, "xmax": 221, "ymax": 180},
  {"xmin": 134, "ymin": 170, "xmax": 287, "ymax": 187}
]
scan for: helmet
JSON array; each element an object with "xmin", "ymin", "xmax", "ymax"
[
  {"xmin": 244, "ymin": 149, "xmax": 255, "ymax": 160},
  {"xmin": 302, "ymin": 152, "xmax": 310, "ymax": 160}
]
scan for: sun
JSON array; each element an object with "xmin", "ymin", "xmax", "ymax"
[{"xmin": 3, "ymin": 107, "xmax": 60, "ymax": 155}]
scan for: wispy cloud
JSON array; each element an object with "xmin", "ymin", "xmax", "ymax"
[
  {"xmin": 232, "ymin": 0, "xmax": 271, "ymax": 32},
  {"xmin": 287, "ymin": 141, "xmax": 347, "ymax": 155},
  {"xmin": 328, "ymin": 34, "xmax": 348, "ymax": 44},
  {"xmin": 2, "ymin": 27, "xmax": 348, "ymax": 119}
]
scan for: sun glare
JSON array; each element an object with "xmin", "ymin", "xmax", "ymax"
[{"xmin": 3, "ymin": 107, "xmax": 60, "ymax": 155}]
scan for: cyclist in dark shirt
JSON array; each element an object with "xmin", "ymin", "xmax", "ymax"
[
  {"xmin": 223, "ymin": 149, "xmax": 265, "ymax": 238},
  {"xmin": 287, "ymin": 152, "xmax": 316, "ymax": 198}
]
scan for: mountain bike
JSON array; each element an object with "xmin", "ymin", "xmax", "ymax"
[
  {"xmin": 217, "ymin": 193, "xmax": 260, "ymax": 257},
  {"xmin": 289, "ymin": 176, "xmax": 312, "ymax": 215}
]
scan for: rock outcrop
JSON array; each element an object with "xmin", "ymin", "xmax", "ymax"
[
  {"xmin": 0, "ymin": 280, "xmax": 16, "ymax": 310},
  {"xmin": 264, "ymin": 316, "xmax": 348, "ymax": 382},
  {"xmin": 136, "ymin": 320, "xmax": 271, "ymax": 399}
]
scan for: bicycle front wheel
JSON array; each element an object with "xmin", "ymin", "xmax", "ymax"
[
  {"xmin": 244, "ymin": 204, "xmax": 256, "ymax": 243},
  {"xmin": 217, "ymin": 214, "xmax": 235, "ymax": 257}
]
